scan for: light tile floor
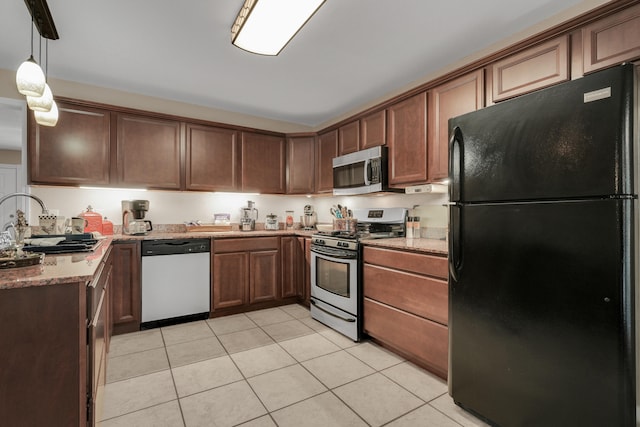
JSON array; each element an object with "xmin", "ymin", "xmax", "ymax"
[{"xmin": 99, "ymin": 304, "xmax": 488, "ymax": 427}]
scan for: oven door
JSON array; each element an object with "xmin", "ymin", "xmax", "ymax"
[{"xmin": 310, "ymin": 246, "xmax": 359, "ymax": 315}]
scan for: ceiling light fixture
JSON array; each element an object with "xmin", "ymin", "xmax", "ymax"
[
  {"xmin": 27, "ymin": 38, "xmax": 53, "ymax": 112},
  {"xmin": 16, "ymin": 21, "xmax": 46, "ymax": 97},
  {"xmin": 231, "ymin": 0, "xmax": 325, "ymax": 56},
  {"xmin": 33, "ymin": 38, "xmax": 58, "ymax": 126}
]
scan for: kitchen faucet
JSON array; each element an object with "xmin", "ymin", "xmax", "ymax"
[{"xmin": 0, "ymin": 192, "xmax": 49, "ymax": 215}]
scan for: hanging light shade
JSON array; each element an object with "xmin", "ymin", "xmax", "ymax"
[
  {"xmin": 34, "ymin": 99, "xmax": 58, "ymax": 127},
  {"xmin": 231, "ymin": 0, "xmax": 325, "ymax": 55},
  {"xmin": 26, "ymin": 83, "xmax": 53, "ymax": 112},
  {"xmin": 16, "ymin": 55, "xmax": 46, "ymax": 97}
]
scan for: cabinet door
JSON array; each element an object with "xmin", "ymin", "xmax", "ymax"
[
  {"xmin": 213, "ymin": 252, "xmax": 248, "ymax": 309},
  {"xmin": 116, "ymin": 113, "xmax": 183, "ymax": 189},
  {"xmin": 338, "ymin": 120, "xmax": 360, "ymax": 155},
  {"xmin": 28, "ymin": 101, "xmax": 111, "ymax": 185},
  {"xmin": 582, "ymin": 4, "xmax": 640, "ymax": 74},
  {"xmin": 185, "ymin": 124, "xmax": 240, "ymax": 191},
  {"xmin": 316, "ymin": 130, "xmax": 338, "ymax": 193},
  {"xmin": 281, "ymin": 236, "xmax": 300, "ymax": 299},
  {"xmin": 387, "ymin": 92, "xmax": 428, "ymax": 186},
  {"xmin": 491, "ymin": 36, "xmax": 569, "ymax": 102},
  {"xmin": 428, "ymin": 70, "xmax": 484, "ymax": 182},
  {"xmin": 249, "ymin": 250, "xmax": 280, "ymax": 304},
  {"xmin": 111, "ymin": 241, "xmax": 141, "ymax": 335},
  {"xmin": 360, "ymin": 110, "xmax": 386, "ymax": 149},
  {"xmin": 241, "ymin": 132, "xmax": 286, "ymax": 193},
  {"xmin": 287, "ymin": 136, "xmax": 315, "ymax": 194}
]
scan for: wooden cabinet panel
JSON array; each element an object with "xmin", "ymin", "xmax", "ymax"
[
  {"xmin": 338, "ymin": 120, "xmax": 360, "ymax": 155},
  {"xmin": 360, "ymin": 110, "xmax": 386, "ymax": 149},
  {"xmin": 28, "ymin": 101, "xmax": 111, "ymax": 185},
  {"xmin": 213, "ymin": 251, "xmax": 248, "ymax": 309},
  {"xmin": 185, "ymin": 124, "xmax": 239, "ymax": 192},
  {"xmin": 364, "ymin": 298, "xmax": 448, "ymax": 379},
  {"xmin": 316, "ymin": 130, "xmax": 338, "ymax": 193},
  {"xmin": 363, "ymin": 246, "xmax": 448, "ymax": 278},
  {"xmin": 387, "ymin": 92, "xmax": 428, "ymax": 186},
  {"xmin": 0, "ymin": 283, "xmax": 86, "ymax": 426},
  {"xmin": 281, "ymin": 236, "xmax": 301, "ymax": 299},
  {"xmin": 241, "ymin": 132, "xmax": 286, "ymax": 193},
  {"xmin": 287, "ymin": 136, "xmax": 315, "ymax": 194},
  {"xmin": 116, "ymin": 114, "xmax": 183, "ymax": 189},
  {"xmin": 428, "ymin": 70, "xmax": 484, "ymax": 182},
  {"xmin": 492, "ymin": 36, "xmax": 569, "ymax": 102},
  {"xmin": 215, "ymin": 237, "xmax": 279, "ymax": 253},
  {"xmin": 111, "ymin": 241, "xmax": 141, "ymax": 335},
  {"xmin": 364, "ymin": 264, "xmax": 448, "ymax": 325},
  {"xmin": 249, "ymin": 250, "xmax": 279, "ymax": 303},
  {"xmin": 582, "ymin": 4, "xmax": 640, "ymax": 74}
]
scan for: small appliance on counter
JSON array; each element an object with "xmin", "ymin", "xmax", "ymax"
[
  {"xmin": 265, "ymin": 214, "xmax": 279, "ymax": 231},
  {"xmin": 301, "ymin": 205, "xmax": 317, "ymax": 230},
  {"xmin": 240, "ymin": 200, "xmax": 258, "ymax": 231},
  {"xmin": 122, "ymin": 200, "xmax": 153, "ymax": 235}
]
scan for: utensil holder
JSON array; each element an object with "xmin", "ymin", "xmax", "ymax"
[{"xmin": 333, "ymin": 218, "xmax": 357, "ymax": 232}]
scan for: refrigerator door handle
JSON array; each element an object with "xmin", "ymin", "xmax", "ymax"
[
  {"xmin": 449, "ymin": 204, "xmax": 462, "ymax": 281},
  {"xmin": 449, "ymin": 126, "xmax": 463, "ymax": 201}
]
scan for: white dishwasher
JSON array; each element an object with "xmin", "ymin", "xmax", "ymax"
[{"xmin": 141, "ymin": 239, "xmax": 210, "ymax": 328}]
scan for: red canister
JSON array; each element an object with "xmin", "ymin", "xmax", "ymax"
[
  {"xmin": 79, "ymin": 205, "xmax": 103, "ymax": 234},
  {"xmin": 101, "ymin": 217, "xmax": 114, "ymax": 235}
]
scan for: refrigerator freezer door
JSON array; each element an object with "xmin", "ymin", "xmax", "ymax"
[
  {"xmin": 449, "ymin": 199, "xmax": 635, "ymax": 426},
  {"xmin": 448, "ymin": 64, "xmax": 634, "ymax": 203}
]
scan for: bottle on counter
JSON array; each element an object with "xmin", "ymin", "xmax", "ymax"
[
  {"xmin": 285, "ymin": 210, "xmax": 294, "ymax": 229},
  {"xmin": 406, "ymin": 217, "xmax": 415, "ymax": 239},
  {"xmin": 413, "ymin": 216, "xmax": 421, "ymax": 239}
]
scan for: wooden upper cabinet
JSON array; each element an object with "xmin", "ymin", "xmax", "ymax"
[
  {"xmin": 491, "ymin": 35, "xmax": 569, "ymax": 102},
  {"xmin": 286, "ymin": 135, "xmax": 315, "ymax": 194},
  {"xmin": 428, "ymin": 70, "xmax": 484, "ymax": 182},
  {"xmin": 316, "ymin": 130, "xmax": 338, "ymax": 193},
  {"xmin": 241, "ymin": 131, "xmax": 286, "ymax": 193},
  {"xmin": 28, "ymin": 101, "xmax": 111, "ymax": 185},
  {"xmin": 116, "ymin": 113, "xmax": 183, "ymax": 189},
  {"xmin": 582, "ymin": 3, "xmax": 640, "ymax": 74},
  {"xmin": 338, "ymin": 120, "xmax": 360, "ymax": 155},
  {"xmin": 360, "ymin": 110, "xmax": 386, "ymax": 149},
  {"xmin": 387, "ymin": 92, "xmax": 428, "ymax": 186},
  {"xmin": 185, "ymin": 124, "xmax": 239, "ymax": 192}
]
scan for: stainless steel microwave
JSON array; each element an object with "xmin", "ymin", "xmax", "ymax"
[{"xmin": 332, "ymin": 146, "xmax": 400, "ymax": 195}]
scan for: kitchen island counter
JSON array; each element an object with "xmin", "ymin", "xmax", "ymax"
[{"xmin": 0, "ymin": 237, "xmax": 113, "ymax": 290}]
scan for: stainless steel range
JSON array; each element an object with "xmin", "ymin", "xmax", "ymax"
[{"xmin": 310, "ymin": 207, "xmax": 407, "ymax": 341}]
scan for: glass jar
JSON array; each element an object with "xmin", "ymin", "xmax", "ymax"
[{"xmin": 285, "ymin": 210, "xmax": 294, "ymax": 229}]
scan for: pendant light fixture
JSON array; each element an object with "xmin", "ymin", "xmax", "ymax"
[
  {"xmin": 27, "ymin": 37, "xmax": 53, "ymax": 112},
  {"xmin": 231, "ymin": 0, "xmax": 325, "ymax": 56},
  {"xmin": 33, "ymin": 39, "xmax": 58, "ymax": 126},
  {"xmin": 16, "ymin": 19, "xmax": 46, "ymax": 97}
]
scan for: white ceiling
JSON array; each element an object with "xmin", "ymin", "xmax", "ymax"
[{"xmin": 0, "ymin": 0, "xmax": 605, "ymax": 151}]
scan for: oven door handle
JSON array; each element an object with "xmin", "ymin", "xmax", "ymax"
[
  {"xmin": 310, "ymin": 300, "xmax": 356, "ymax": 322},
  {"xmin": 311, "ymin": 246, "xmax": 357, "ymax": 259}
]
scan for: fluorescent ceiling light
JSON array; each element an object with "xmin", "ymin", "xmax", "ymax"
[{"xmin": 231, "ymin": 0, "xmax": 325, "ymax": 56}]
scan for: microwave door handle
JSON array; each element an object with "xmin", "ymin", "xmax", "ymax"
[{"xmin": 363, "ymin": 159, "xmax": 371, "ymax": 185}]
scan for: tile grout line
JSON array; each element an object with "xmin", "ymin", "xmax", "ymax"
[{"xmin": 160, "ymin": 325, "xmax": 189, "ymax": 427}]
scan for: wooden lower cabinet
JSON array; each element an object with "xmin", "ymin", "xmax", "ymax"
[
  {"xmin": 364, "ymin": 298, "xmax": 448, "ymax": 379},
  {"xmin": 111, "ymin": 241, "xmax": 141, "ymax": 335},
  {"xmin": 212, "ymin": 237, "xmax": 283, "ymax": 314},
  {"xmin": 281, "ymin": 236, "xmax": 300, "ymax": 299},
  {"xmin": 0, "ymin": 248, "xmax": 113, "ymax": 427},
  {"xmin": 363, "ymin": 246, "xmax": 448, "ymax": 378}
]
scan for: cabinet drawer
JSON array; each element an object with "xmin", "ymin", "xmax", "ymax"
[
  {"xmin": 364, "ymin": 264, "xmax": 447, "ymax": 325},
  {"xmin": 363, "ymin": 246, "xmax": 448, "ymax": 279},
  {"xmin": 214, "ymin": 237, "xmax": 279, "ymax": 253},
  {"xmin": 364, "ymin": 298, "xmax": 448, "ymax": 378}
]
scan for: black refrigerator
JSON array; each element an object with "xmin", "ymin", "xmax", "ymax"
[{"xmin": 448, "ymin": 64, "xmax": 638, "ymax": 427}]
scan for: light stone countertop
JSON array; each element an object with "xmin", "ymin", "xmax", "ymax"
[{"xmin": 0, "ymin": 230, "xmax": 447, "ymax": 289}]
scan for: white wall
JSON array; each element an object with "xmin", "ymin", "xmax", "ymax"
[{"xmin": 29, "ymin": 186, "xmax": 448, "ymax": 229}]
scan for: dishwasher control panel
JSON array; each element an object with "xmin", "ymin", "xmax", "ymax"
[{"xmin": 141, "ymin": 239, "xmax": 211, "ymax": 256}]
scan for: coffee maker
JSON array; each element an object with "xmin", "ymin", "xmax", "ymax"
[
  {"xmin": 240, "ymin": 201, "xmax": 258, "ymax": 231},
  {"xmin": 122, "ymin": 200, "xmax": 153, "ymax": 235}
]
